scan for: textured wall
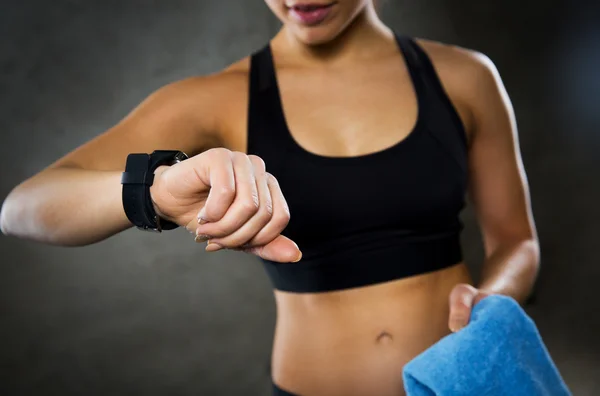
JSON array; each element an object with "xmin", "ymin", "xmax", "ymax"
[{"xmin": 1, "ymin": 1, "xmax": 599, "ymax": 395}]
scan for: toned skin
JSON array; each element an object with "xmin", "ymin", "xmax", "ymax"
[{"xmin": 0, "ymin": 1, "xmax": 539, "ymax": 395}]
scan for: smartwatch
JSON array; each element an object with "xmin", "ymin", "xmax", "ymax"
[{"xmin": 121, "ymin": 150, "xmax": 189, "ymax": 232}]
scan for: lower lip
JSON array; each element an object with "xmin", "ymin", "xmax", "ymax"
[{"xmin": 289, "ymin": 5, "xmax": 334, "ymax": 26}]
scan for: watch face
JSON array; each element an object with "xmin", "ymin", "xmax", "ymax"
[
  {"xmin": 138, "ymin": 224, "xmax": 162, "ymax": 233},
  {"xmin": 153, "ymin": 150, "xmax": 188, "ymax": 165},
  {"xmin": 173, "ymin": 151, "xmax": 189, "ymax": 163}
]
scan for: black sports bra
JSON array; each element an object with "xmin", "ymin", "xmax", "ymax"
[{"xmin": 247, "ymin": 35, "xmax": 468, "ymax": 293}]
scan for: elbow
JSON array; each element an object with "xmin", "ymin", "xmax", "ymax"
[
  {"xmin": 0, "ymin": 185, "xmax": 50, "ymax": 242},
  {"xmin": 521, "ymin": 237, "xmax": 541, "ymax": 304},
  {"xmin": 0, "ymin": 191, "xmax": 18, "ymax": 237},
  {"xmin": 497, "ymin": 228, "xmax": 541, "ymax": 269},
  {"xmin": 490, "ymin": 235, "xmax": 541, "ymax": 287},
  {"xmin": 1, "ymin": 185, "xmax": 40, "ymax": 239},
  {"xmin": 512, "ymin": 237, "xmax": 541, "ymax": 298},
  {"xmin": 0, "ymin": 209, "xmax": 7, "ymax": 236},
  {"xmin": 523, "ymin": 237, "xmax": 541, "ymax": 274},
  {"xmin": 507, "ymin": 236, "xmax": 541, "ymax": 274}
]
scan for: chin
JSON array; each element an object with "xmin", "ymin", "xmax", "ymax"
[
  {"xmin": 290, "ymin": 25, "xmax": 343, "ymax": 46},
  {"xmin": 272, "ymin": 1, "xmax": 354, "ymax": 46}
]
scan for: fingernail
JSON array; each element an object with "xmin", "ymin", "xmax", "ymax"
[
  {"xmin": 205, "ymin": 242, "xmax": 222, "ymax": 252},
  {"xmin": 197, "ymin": 208, "xmax": 207, "ymax": 224},
  {"xmin": 290, "ymin": 241, "xmax": 302, "ymax": 263},
  {"xmin": 195, "ymin": 234, "xmax": 210, "ymax": 243}
]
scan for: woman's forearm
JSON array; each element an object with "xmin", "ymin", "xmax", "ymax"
[
  {"xmin": 0, "ymin": 167, "xmax": 132, "ymax": 246},
  {"xmin": 477, "ymin": 238, "xmax": 540, "ymax": 303}
]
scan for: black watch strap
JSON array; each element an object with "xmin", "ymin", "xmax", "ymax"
[{"xmin": 121, "ymin": 150, "xmax": 187, "ymax": 232}]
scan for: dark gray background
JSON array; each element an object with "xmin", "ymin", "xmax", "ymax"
[{"xmin": 1, "ymin": 0, "xmax": 599, "ymax": 395}]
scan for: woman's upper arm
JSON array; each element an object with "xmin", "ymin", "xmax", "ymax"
[
  {"xmin": 48, "ymin": 72, "xmax": 240, "ymax": 172},
  {"xmin": 461, "ymin": 51, "xmax": 537, "ymax": 253}
]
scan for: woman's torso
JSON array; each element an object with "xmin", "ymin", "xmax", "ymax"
[{"xmin": 205, "ymin": 32, "xmax": 476, "ymax": 395}]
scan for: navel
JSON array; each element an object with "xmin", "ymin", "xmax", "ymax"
[{"xmin": 375, "ymin": 331, "xmax": 394, "ymax": 344}]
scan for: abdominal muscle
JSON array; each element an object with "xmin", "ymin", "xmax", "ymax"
[{"xmin": 271, "ymin": 262, "xmax": 473, "ymax": 396}]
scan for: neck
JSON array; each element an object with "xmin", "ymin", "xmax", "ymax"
[{"xmin": 272, "ymin": 6, "xmax": 394, "ymax": 66}]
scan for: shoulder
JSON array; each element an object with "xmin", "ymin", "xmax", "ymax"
[
  {"xmin": 151, "ymin": 56, "xmax": 251, "ymax": 110},
  {"xmin": 414, "ymin": 38, "xmax": 501, "ymax": 89},
  {"xmin": 414, "ymin": 38, "xmax": 508, "ymax": 130},
  {"xmin": 139, "ymin": 56, "xmax": 252, "ymax": 146}
]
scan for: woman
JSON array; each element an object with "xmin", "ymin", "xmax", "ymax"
[{"xmin": 0, "ymin": 1, "xmax": 540, "ymax": 395}]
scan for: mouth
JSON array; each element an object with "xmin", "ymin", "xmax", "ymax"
[
  {"xmin": 287, "ymin": 2, "xmax": 335, "ymax": 11},
  {"xmin": 286, "ymin": 2, "xmax": 337, "ymax": 26}
]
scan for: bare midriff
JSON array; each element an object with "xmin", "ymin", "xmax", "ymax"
[{"xmin": 272, "ymin": 262, "xmax": 473, "ymax": 396}]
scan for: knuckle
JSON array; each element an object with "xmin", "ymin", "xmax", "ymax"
[
  {"xmin": 248, "ymin": 155, "xmax": 266, "ymax": 171},
  {"xmin": 272, "ymin": 208, "xmax": 291, "ymax": 228},
  {"xmin": 202, "ymin": 207, "xmax": 216, "ymax": 221},
  {"xmin": 265, "ymin": 172, "xmax": 278, "ymax": 185},
  {"xmin": 256, "ymin": 205, "xmax": 274, "ymax": 224},
  {"xmin": 231, "ymin": 151, "xmax": 248, "ymax": 161},
  {"xmin": 215, "ymin": 184, "xmax": 236, "ymax": 199},
  {"xmin": 240, "ymin": 197, "xmax": 260, "ymax": 215},
  {"xmin": 207, "ymin": 147, "xmax": 232, "ymax": 159},
  {"xmin": 280, "ymin": 201, "xmax": 291, "ymax": 219}
]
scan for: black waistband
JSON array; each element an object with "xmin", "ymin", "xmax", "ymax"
[{"xmin": 262, "ymin": 233, "xmax": 463, "ymax": 293}]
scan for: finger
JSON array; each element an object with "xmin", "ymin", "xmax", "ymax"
[
  {"xmin": 196, "ymin": 149, "xmax": 236, "ymax": 223},
  {"xmin": 448, "ymin": 284, "xmax": 478, "ymax": 332},
  {"xmin": 205, "ymin": 156, "xmax": 273, "ymax": 248},
  {"xmin": 243, "ymin": 172, "xmax": 291, "ymax": 247},
  {"xmin": 209, "ymin": 170, "xmax": 289, "ymax": 249},
  {"xmin": 196, "ymin": 152, "xmax": 259, "ymax": 238},
  {"xmin": 244, "ymin": 234, "xmax": 302, "ymax": 263}
]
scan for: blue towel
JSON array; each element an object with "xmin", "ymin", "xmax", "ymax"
[{"xmin": 402, "ymin": 295, "xmax": 571, "ymax": 396}]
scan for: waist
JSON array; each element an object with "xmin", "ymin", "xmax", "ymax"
[
  {"xmin": 262, "ymin": 232, "xmax": 463, "ymax": 293},
  {"xmin": 271, "ymin": 262, "xmax": 472, "ymax": 395}
]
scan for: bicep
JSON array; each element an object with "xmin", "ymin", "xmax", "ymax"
[
  {"xmin": 467, "ymin": 55, "xmax": 536, "ymax": 253},
  {"xmin": 48, "ymin": 77, "xmax": 221, "ymax": 172}
]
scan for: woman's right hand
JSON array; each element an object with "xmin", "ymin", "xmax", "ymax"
[{"xmin": 150, "ymin": 148, "xmax": 301, "ymax": 263}]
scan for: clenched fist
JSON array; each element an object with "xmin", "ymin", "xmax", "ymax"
[{"xmin": 149, "ymin": 148, "xmax": 301, "ymax": 263}]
